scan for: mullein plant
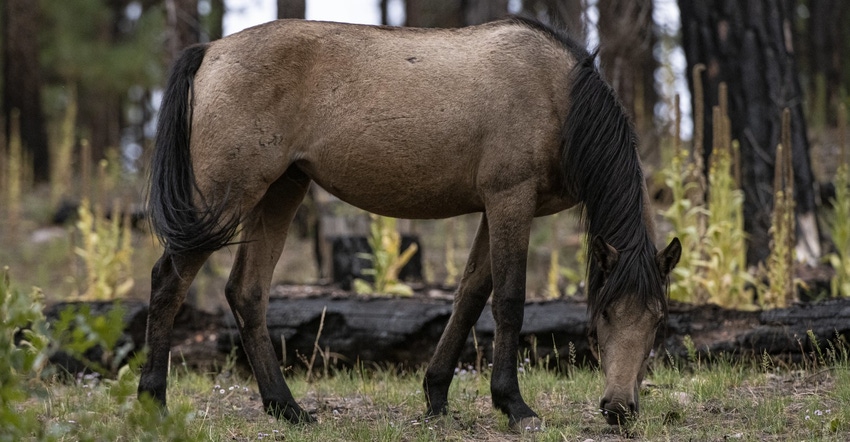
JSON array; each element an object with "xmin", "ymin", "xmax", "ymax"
[
  {"xmin": 354, "ymin": 214, "xmax": 418, "ymax": 296},
  {"xmin": 701, "ymin": 100, "xmax": 751, "ymax": 308},
  {"xmin": 828, "ymin": 105, "xmax": 850, "ymax": 298},
  {"xmin": 660, "ymin": 94, "xmax": 708, "ymax": 303},
  {"xmin": 660, "ymin": 80, "xmax": 751, "ymax": 307},
  {"xmin": 759, "ymin": 110, "xmax": 797, "ymax": 308}
]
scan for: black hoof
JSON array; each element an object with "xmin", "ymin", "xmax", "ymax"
[{"xmin": 266, "ymin": 401, "xmax": 315, "ymax": 424}]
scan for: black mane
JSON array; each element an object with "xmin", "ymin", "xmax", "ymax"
[{"xmin": 512, "ymin": 17, "xmax": 666, "ymax": 326}]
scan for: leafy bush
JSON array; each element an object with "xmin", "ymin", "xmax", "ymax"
[
  {"xmin": 0, "ymin": 267, "xmax": 51, "ymax": 441},
  {"xmin": 51, "ymin": 302, "xmax": 133, "ymax": 376}
]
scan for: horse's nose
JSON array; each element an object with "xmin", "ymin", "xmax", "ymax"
[{"xmin": 599, "ymin": 399, "xmax": 636, "ymax": 426}]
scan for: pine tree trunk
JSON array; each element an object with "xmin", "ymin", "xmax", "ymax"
[
  {"xmin": 165, "ymin": 0, "xmax": 200, "ymax": 63},
  {"xmin": 277, "ymin": 0, "xmax": 306, "ymax": 20},
  {"xmin": 2, "ymin": 0, "xmax": 49, "ymax": 183},
  {"xmin": 597, "ymin": 0, "xmax": 658, "ymax": 165},
  {"xmin": 406, "ymin": 0, "xmax": 463, "ymax": 28},
  {"xmin": 522, "ymin": 0, "xmax": 586, "ymax": 46},
  {"xmin": 464, "ymin": 0, "xmax": 508, "ymax": 25},
  {"xmin": 679, "ymin": 0, "xmax": 821, "ymax": 265}
]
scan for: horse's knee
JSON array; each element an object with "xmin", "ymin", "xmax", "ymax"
[{"xmin": 224, "ymin": 282, "xmax": 267, "ymax": 330}]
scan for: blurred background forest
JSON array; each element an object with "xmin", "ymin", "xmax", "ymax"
[{"xmin": 1, "ymin": 0, "xmax": 849, "ymax": 309}]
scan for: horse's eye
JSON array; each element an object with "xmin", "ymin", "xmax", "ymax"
[{"xmin": 601, "ymin": 310, "xmax": 610, "ymax": 322}]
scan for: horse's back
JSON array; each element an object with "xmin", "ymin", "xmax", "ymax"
[{"xmin": 189, "ymin": 19, "xmax": 578, "ymax": 219}]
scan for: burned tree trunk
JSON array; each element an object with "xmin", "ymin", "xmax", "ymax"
[
  {"xmin": 405, "ymin": 0, "xmax": 464, "ymax": 28},
  {"xmin": 522, "ymin": 0, "xmax": 586, "ymax": 45},
  {"xmin": 679, "ymin": 0, "xmax": 821, "ymax": 265},
  {"xmin": 464, "ymin": 0, "xmax": 508, "ymax": 25},
  {"xmin": 2, "ymin": 0, "xmax": 49, "ymax": 182},
  {"xmin": 597, "ymin": 0, "xmax": 658, "ymax": 165},
  {"xmin": 277, "ymin": 0, "xmax": 306, "ymax": 20}
]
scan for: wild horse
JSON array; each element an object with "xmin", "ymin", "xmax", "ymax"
[{"xmin": 139, "ymin": 17, "xmax": 681, "ymax": 430}]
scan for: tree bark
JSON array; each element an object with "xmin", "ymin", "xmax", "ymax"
[
  {"xmin": 2, "ymin": 0, "xmax": 49, "ymax": 183},
  {"xmin": 597, "ymin": 0, "xmax": 657, "ymax": 158},
  {"xmin": 277, "ymin": 0, "xmax": 306, "ymax": 20},
  {"xmin": 165, "ymin": 0, "xmax": 200, "ymax": 63},
  {"xmin": 679, "ymin": 0, "xmax": 821, "ymax": 265},
  {"xmin": 464, "ymin": 0, "xmax": 508, "ymax": 25},
  {"xmin": 806, "ymin": 0, "xmax": 846, "ymax": 127},
  {"xmin": 522, "ymin": 0, "xmax": 586, "ymax": 47},
  {"xmin": 406, "ymin": 0, "xmax": 463, "ymax": 28}
]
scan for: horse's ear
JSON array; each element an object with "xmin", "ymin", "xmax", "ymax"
[
  {"xmin": 656, "ymin": 237, "xmax": 682, "ymax": 278},
  {"xmin": 591, "ymin": 236, "xmax": 619, "ymax": 276}
]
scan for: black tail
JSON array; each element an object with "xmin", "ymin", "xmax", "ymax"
[{"xmin": 147, "ymin": 44, "xmax": 240, "ymax": 254}]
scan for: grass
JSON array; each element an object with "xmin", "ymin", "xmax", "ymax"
[{"xmin": 11, "ymin": 351, "xmax": 850, "ymax": 441}]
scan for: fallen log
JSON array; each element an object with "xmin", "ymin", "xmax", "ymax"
[
  {"xmin": 217, "ymin": 286, "xmax": 850, "ymax": 370},
  {"xmin": 40, "ymin": 287, "xmax": 850, "ymax": 375}
]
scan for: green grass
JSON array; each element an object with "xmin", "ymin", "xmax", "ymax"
[{"xmin": 10, "ymin": 354, "xmax": 850, "ymax": 441}]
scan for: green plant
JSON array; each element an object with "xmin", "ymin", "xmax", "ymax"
[
  {"xmin": 51, "ymin": 302, "xmax": 132, "ymax": 376},
  {"xmin": 660, "ymin": 134, "xmax": 707, "ymax": 303},
  {"xmin": 558, "ymin": 232, "xmax": 586, "ymax": 297},
  {"xmin": 827, "ymin": 105, "xmax": 850, "ymax": 297},
  {"xmin": 0, "ymin": 267, "xmax": 51, "ymax": 441},
  {"xmin": 829, "ymin": 163, "xmax": 850, "ymax": 298},
  {"xmin": 701, "ymin": 132, "xmax": 750, "ymax": 308},
  {"xmin": 5, "ymin": 110, "xmax": 24, "ymax": 237},
  {"xmin": 73, "ymin": 198, "xmax": 134, "ymax": 300},
  {"xmin": 659, "ymin": 89, "xmax": 751, "ymax": 307},
  {"xmin": 353, "ymin": 214, "xmax": 418, "ymax": 296}
]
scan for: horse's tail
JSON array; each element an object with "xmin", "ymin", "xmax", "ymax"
[{"xmin": 148, "ymin": 43, "xmax": 240, "ymax": 254}]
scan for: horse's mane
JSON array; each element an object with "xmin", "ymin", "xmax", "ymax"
[{"xmin": 510, "ymin": 17, "xmax": 666, "ymax": 327}]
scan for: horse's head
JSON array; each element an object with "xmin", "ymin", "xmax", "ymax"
[{"xmin": 587, "ymin": 236, "xmax": 681, "ymax": 426}]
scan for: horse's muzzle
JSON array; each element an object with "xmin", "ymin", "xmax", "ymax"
[{"xmin": 599, "ymin": 398, "xmax": 636, "ymax": 426}]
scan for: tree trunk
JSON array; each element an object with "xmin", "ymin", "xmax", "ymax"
[
  {"xmin": 597, "ymin": 0, "xmax": 658, "ymax": 165},
  {"xmin": 464, "ymin": 0, "xmax": 508, "ymax": 25},
  {"xmin": 807, "ymin": 0, "xmax": 846, "ymax": 127},
  {"xmin": 406, "ymin": 0, "xmax": 463, "ymax": 28},
  {"xmin": 679, "ymin": 0, "xmax": 821, "ymax": 265},
  {"xmin": 2, "ymin": 0, "xmax": 49, "ymax": 183},
  {"xmin": 277, "ymin": 0, "xmax": 306, "ymax": 20},
  {"xmin": 522, "ymin": 0, "xmax": 586, "ymax": 46},
  {"xmin": 165, "ymin": 0, "xmax": 200, "ymax": 63}
]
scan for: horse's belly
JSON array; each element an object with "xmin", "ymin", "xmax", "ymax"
[{"xmin": 296, "ymin": 160, "xmax": 484, "ymax": 219}]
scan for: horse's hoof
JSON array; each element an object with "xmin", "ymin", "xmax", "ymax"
[{"xmin": 511, "ymin": 416, "xmax": 544, "ymax": 433}]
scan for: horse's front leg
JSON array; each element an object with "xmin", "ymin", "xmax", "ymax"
[
  {"xmin": 224, "ymin": 170, "xmax": 314, "ymax": 423},
  {"xmin": 423, "ymin": 214, "xmax": 493, "ymax": 416},
  {"xmin": 139, "ymin": 250, "xmax": 211, "ymax": 407},
  {"xmin": 485, "ymin": 192, "xmax": 541, "ymax": 431}
]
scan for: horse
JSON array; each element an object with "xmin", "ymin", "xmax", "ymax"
[{"xmin": 138, "ymin": 17, "xmax": 681, "ymax": 431}]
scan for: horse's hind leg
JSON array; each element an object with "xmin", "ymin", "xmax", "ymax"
[
  {"xmin": 139, "ymin": 250, "xmax": 211, "ymax": 407},
  {"xmin": 423, "ymin": 215, "xmax": 493, "ymax": 416},
  {"xmin": 224, "ymin": 167, "xmax": 313, "ymax": 423}
]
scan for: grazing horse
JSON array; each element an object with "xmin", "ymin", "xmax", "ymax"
[{"xmin": 138, "ymin": 17, "xmax": 681, "ymax": 431}]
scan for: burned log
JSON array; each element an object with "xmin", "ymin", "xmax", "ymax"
[
  {"xmin": 217, "ymin": 287, "xmax": 593, "ymax": 370},
  {"xmin": 218, "ymin": 288, "xmax": 850, "ymax": 369},
  {"xmin": 40, "ymin": 287, "xmax": 850, "ymax": 375}
]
